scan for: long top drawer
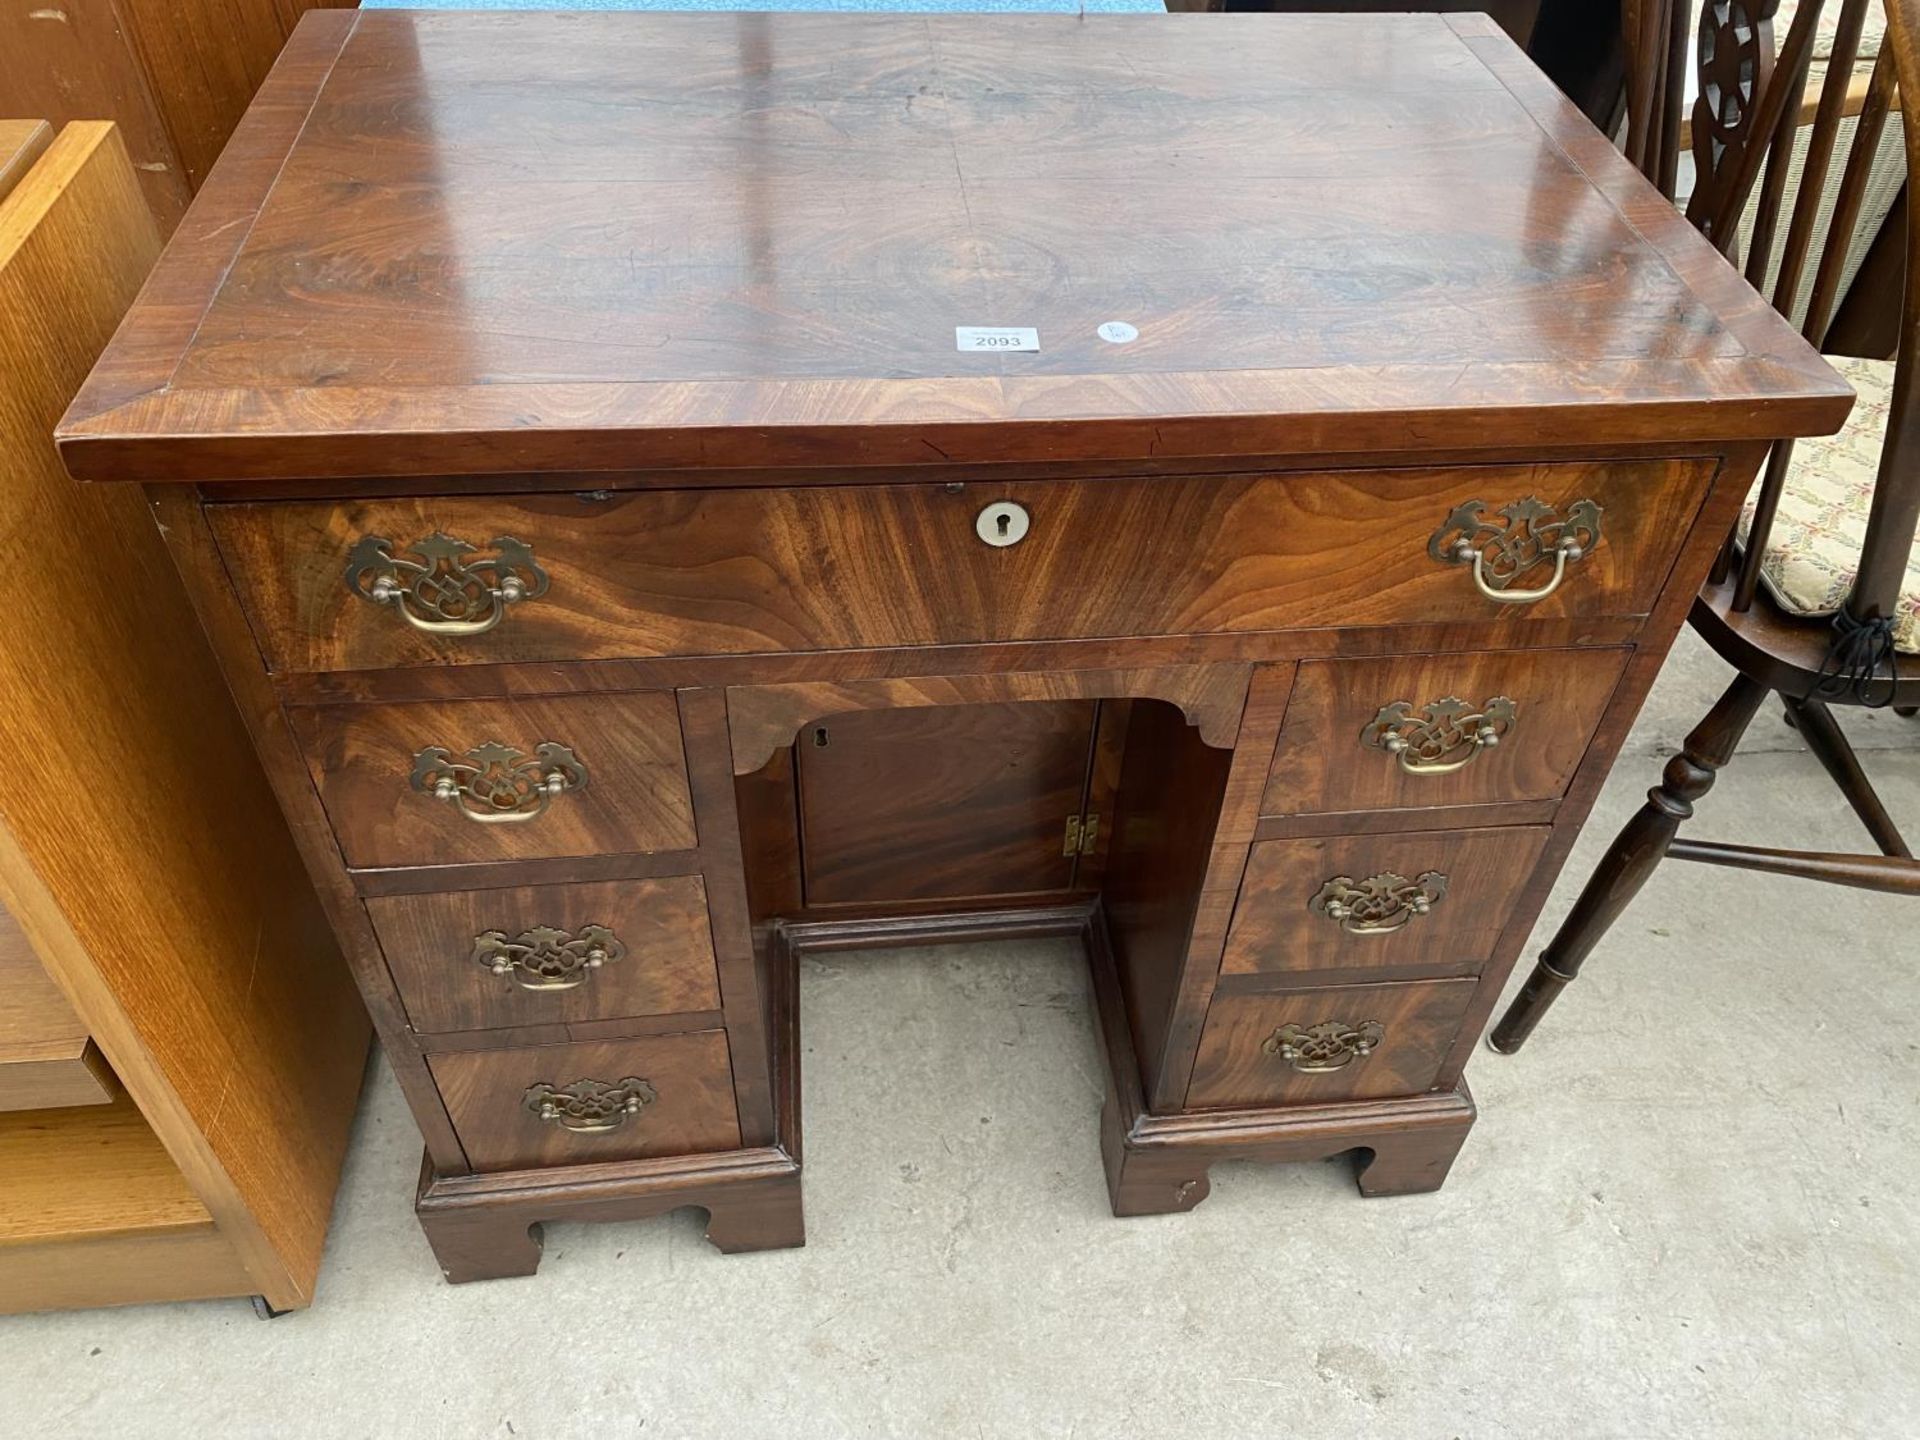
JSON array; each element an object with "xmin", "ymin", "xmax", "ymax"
[{"xmin": 212, "ymin": 459, "xmax": 1714, "ymax": 673}]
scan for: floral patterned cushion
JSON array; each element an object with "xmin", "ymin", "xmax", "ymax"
[{"xmin": 1737, "ymin": 354, "xmax": 1920, "ymax": 654}]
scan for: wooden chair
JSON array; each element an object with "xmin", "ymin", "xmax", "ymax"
[{"xmin": 1490, "ymin": 0, "xmax": 1920, "ymax": 1053}]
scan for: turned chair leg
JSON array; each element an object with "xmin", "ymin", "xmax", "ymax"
[
  {"xmin": 1490, "ymin": 672, "xmax": 1771, "ymax": 1053},
  {"xmin": 1783, "ymin": 697, "xmax": 1913, "ymax": 858}
]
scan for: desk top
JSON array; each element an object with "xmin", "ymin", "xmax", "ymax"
[{"xmin": 60, "ymin": 9, "xmax": 1850, "ymax": 482}]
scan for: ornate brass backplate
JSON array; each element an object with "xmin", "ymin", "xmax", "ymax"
[
  {"xmin": 1428, "ymin": 496, "xmax": 1603, "ymax": 603},
  {"xmin": 1362, "ymin": 695, "xmax": 1518, "ymax": 775},
  {"xmin": 345, "ymin": 533, "xmax": 548, "ymax": 636},
  {"xmin": 410, "ymin": 739, "xmax": 588, "ymax": 824},
  {"xmin": 1262, "ymin": 1020, "xmax": 1386, "ymax": 1072},
  {"xmin": 523, "ymin": 1076, "xmax": 657, "ymax": 1134},
  {"xmin": 1310, "ymin": 870, "xmax": 1448, "ymax": 934},
  {"xmin": 473, "ymin": 923, "xmax": 625, "ymax": 990}
]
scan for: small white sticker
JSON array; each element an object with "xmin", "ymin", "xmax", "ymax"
[
  {"xmin": 956, "ymin": 326, "xmax": 1039, "ymax": 353},
  {"xmin": 1097, "ymin": 320, "xmax": 1139, "ymax": 344}
]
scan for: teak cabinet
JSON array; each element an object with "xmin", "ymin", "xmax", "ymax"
[
  {"xmin": 1, "ymin": 119, "xmax": 367, "ymax": 1314},
  {"xmin": 58, "ymin": 12, "xmax": 1852, "ymax": 1283}
]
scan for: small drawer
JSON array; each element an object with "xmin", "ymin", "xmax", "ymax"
[
  {"xmin": 289, "ymin": 691, "xmax": 696, "ymax": 869},
  {"xmin": 1187, "ymin": 978, "xmax": 1478, "ymax": 1108},
  {"xmin": 366, "ymin": 875, "xmax": 721, "ymax": 1035},
  {"xmin": 1222, "ymin": 828, "xmax": 1550, "ymax": 978},
  {"xmin": 210, "ymin": 458, "xmax": 1710, "ymax": 674},
  {"xmin": 430, "ymin": 1031, "xmax": 741, "ymax": 1172},
  {"xmin": 1262, "ymin": 648, "xmax": 1629, "ymax": 818}
]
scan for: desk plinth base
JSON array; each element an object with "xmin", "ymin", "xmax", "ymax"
[
  {"xmin": 415, "ymin": 1147, "xmax": 805, "ymax": 1284},
  {"xmin": 1087, "ymin": 917, "xmax": 1476, "ymax": 1218},
  {"xmin": 414, "ymin": 1019, "xmax": 805, "ymax": 1286}
]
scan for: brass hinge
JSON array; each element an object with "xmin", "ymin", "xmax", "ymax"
[{"xmin": 1062, "ymin": 812, "xmax": 1100, "ymax": 858}]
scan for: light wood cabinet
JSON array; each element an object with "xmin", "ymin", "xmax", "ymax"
[{"xmin": 0, "ymin": 120, "xmax": 368, "ymax": 1314}]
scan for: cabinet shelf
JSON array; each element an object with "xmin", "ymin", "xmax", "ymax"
[{"xmin": 0, "ymin": 1096, "xmax": 209, "ymax": 1247}]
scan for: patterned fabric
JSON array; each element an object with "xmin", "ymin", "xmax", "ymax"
[
  {"xmin": 1737, "ymin": 354, "xmax": 1920, "ymax": 654},
  {"xmin": 1772, "ymin": 0, "xmax": 1887, "ymax": 76}
]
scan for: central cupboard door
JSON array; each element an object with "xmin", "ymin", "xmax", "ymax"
[{"xmin": 795, "ymin": 701, "xmax": 1110, "ymax": 907}]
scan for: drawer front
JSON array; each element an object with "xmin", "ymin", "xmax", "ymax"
[
  {"xmin": 430, "ymin": 1031, "xmax": 741, "ymax": 1172},
  {"xmin": 1262, "ymin": 647, "xmax": 1629, "ymax": 817},
  {"xmin": 366, "ymin": 875, "xmax": 721, "ymax": 1034},
  {"xmin": 212, "ymin": 458, "xmax": 1711, "ymax": 673},
  {"xmin": 1222, "ymin": 827, "xmax": 1550, "ymax": 978},
  {"xmin": 1187, "ymin": 979, "xmax": 1478, "ymax": 1108},
  {"xmin": 289, "ymin": 692, "xmax": 696, "ymax": 869}
]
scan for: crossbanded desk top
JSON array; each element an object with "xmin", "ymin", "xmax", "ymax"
[{"xmin": 60, "ymin": 10, "xmax": 1849, "ymax": 484}]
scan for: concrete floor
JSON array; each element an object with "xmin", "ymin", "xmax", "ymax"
[{"xmin": 3, "ymin": 629, "xmax": 1916, "ymax": 1438}]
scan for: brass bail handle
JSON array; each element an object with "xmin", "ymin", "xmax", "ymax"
[
  {"xmin": 472, "ymin": 923, "xmax": 625, "ymax": 991},
  {"xmin": 345, "ymin": 533, "xmax": 548, "ymax": 636},
  {"xmin": 1456, "ymin": 538, "xmax": 1575, "ymax": 603},
  {"xmin": 1383, "ymin": 720, "xmax": 1502, "ymax": 775},
  {"xmin": 523, "ymin": 1077, "xmax": 657, "ymax": 1134},
  {"xmin": 1262, "ymin": 1021, "xmax": 1386, "ymax": 1073},
  {"xmin": 1362, "ymin": 696, "xmax": 1519, "ymax": 776},
  {"xmin": 1429, "ymin": 496, "xmax": 1603, "ymax": 605},
  {"xmin": 1312, "ymin": 871, "xmax": 1449, "ymax": 935},
  {"xmin": 410, "ymin": 740, "xmax": 589, "ymax": 824}
]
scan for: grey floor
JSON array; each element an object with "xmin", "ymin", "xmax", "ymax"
[{"xmin": 3, "ymin": 629, "xmax": 1916, "ymax": 1439}]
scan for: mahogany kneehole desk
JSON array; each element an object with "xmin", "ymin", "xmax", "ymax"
[{"xmin": 60, "ymin": 9, "xmax": 1850, "ymax": 1282}]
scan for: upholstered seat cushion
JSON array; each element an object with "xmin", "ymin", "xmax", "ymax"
[
  {"xmin": 1772, "ymin": 0, "xmax": 1887, "ymax": 78},
  {"xmin": 1737, "ymin": 354, "xmax": 1920, "ymax": 653}
]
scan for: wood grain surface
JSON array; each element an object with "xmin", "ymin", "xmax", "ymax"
[
  {"xmin": 0, "ymin": 3, "xmax": 354, "ymax": 229},
  {"xmin": 289, "ymin": 692, "xmax": 696, "ymax": 869},
  {"xmin": 728, "ymin": 666, "xmax": 1248, "ymax": 776},
  {"xmin": 35, "ymin": 9, "xmax": 1869, "ymax": 1255},
  {"xmin": 0, "ymin": 122, "xmax": 53, "ymax": 207},
  {"xmin": 1186, "ymin": 978, "xmax": 1478, "ymax": 1107},
  {"xmin": 0, "ymin": 121, "xmax": 367, "ymax": 1311},
  {"xmin": 1102, "ymin": 701, "xmax": 1238, "ymax": 1087},
  {"xmin": 677, "ymin": 689, "xmax": 781, "ymax": 1150},
  {"xmin": 0, "ymin": 15, "xmax": 190, "ymax": 226},
  {"xmin": 1219, "ymin": 827, "xmax": 1551, "ymax": 977},
  {"xmin": 55, "ymin": 12, "xmax": 1851, "ymax": 482},
  {"xmin": 0, "ymin": 1094, "xmax": 205, "ymax": 1244},
  {"xmin": 1262, "ymin": 647, "xmax": 1632, "ymax": 817},
  {"xmin": 367, "ymin": 875, "xmax": 721, "ymax": 1035},
  {"xmin": 209, "ymin": 461, "xmax": 1707, "ymax": 674},
  {"xmin": 796, "ymin": 702, "xmax": 1094, "ymax": 906},
  {"xmin": 1088, "ymin": 906, "xmax": 1477, "ymax": 1213},
  {"xmin": 0, "ymin": 902, "xmax": 113, "ymax": 1110},
  {"xmin": 105, "ymin": 0, "xmax": 358, "ymax": 194},
  {"xmin": 430, "ymin": 1031, "xmax": 742, "ymax": 1172}
]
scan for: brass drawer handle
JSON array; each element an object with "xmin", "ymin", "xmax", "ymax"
[
  {"xmin": 1429, "ymin": 497, "xmax": 1602, "ymax": 604},
  {"xmin": 523, "ymin": 1076, "xmax": 657, "ymax": 1134},
  {"xmin": 473, "ymin": 923, "xmax": 624, "ymax": 990},
  {"xmin": 1311, "ymin": 871, "xmax": 1448, "ymax": 934},
  {"xmin": 1262, "ymin": 1020, "xmax": 1385, "ymax": 1072},
  {"xmin": 345, "ymin": 533, "xmax": 547, "ymax": 636},
  {"xmin": 410, "ymin": 739, "xmax": 588, "ymax": 824},
  {"xmin": 1363, "ymin": 695, "xmax": 1517, "ymax": 775}
]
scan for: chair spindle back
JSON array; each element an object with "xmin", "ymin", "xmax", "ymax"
[{"xmin": 1626, "ymin": 0, "xmax": 1920, "ymax": 634}]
